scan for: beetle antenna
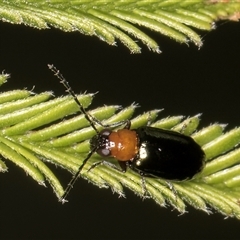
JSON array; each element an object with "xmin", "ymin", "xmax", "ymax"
[
  {"xmin": 60, "ymin": 146, "xmax": 97, "ymax": 203},
  {"xmin": 48, "ymin": 64, "xmax": 99, "ymax": 134},
  {"xmin": 48, "ymin": 64, "xmax": 101, "ymax": 202}
]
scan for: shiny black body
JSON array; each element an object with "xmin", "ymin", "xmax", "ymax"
[{"xmin": 129, "ymin": 127, "xmax": 205, "ymax": 180}]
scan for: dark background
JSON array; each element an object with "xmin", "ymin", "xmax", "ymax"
[{"xmin": 1, "ymin": 18, "xmax": 240, "ymax": 240}]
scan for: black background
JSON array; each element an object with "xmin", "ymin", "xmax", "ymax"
[{"xmin": 1, "ymin": 18, "xmax": 240, "ymax": 240}]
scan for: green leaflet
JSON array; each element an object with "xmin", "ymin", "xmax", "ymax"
[
  {"xmin": 0, "ymin": 1, "xmax": 240, "ymax": 52},
  {"xmin": 1, "ymin": 73, "xmax": 240, "ymax": 219}
]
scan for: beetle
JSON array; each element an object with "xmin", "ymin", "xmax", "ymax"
[
  {"xmin": 91, "ymin": 124, "xmax": 205, "ymax": 181},
  {"xmin": 48, "ymin": 65, "xmax": 205, "ymax": 202}
]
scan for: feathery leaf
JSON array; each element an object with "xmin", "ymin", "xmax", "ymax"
[
  {"xmin": 1, "ymin": 72, "xmax": 240, "ymax": 219},
  {"xmin": 0, "ymin": 1, "xmax": 240, "ymax": 52}
]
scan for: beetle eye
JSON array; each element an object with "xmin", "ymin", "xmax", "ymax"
[
  {"xmin": 100, "ymin": 129, "xmax": 112, "ymax": 136},
  {"xmin": 97, "ymin": 148, "xmax": 111, "ymax": 157}
]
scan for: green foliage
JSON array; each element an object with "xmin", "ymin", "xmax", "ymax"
[
  {"xmin": 1, "ymin": 0, "xmax": 240, "ymax": 52},
  {"xmin": 1, "ymin": 0, "xmax": 240, "ymax": 222},
  {"xmin": 1, "ymin": 73, "xmax": 240, "ymax": 219}
]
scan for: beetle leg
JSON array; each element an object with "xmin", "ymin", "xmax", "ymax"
[
  {"xmin": 118, "ymin": 161, "xmax": 127, "ymax": 172},
  {"xmin": 96, "ymin": 119, "xmax": 130, "ymax": 129},
  {"xmin": 87, "ymin": 160, "xmax": 126, "ymax": 173},
  {"xmin": 94, "ymin": 118, "xmax": 129, "ymax": 129},
  {"xmin": 123, "ymin": 119, "xmax": 131, "ymax": 129}
]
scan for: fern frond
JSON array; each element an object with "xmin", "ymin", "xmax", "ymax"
[
  {"xmin": 1, "ymin": 1, "xmax": 240, "ymax": 52},
  {"xmin": 1, "ymin": 73, "xmax": 240, "ymax": 219}
]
